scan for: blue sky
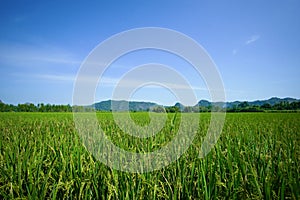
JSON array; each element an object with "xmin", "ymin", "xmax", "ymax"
[{"xmin": 0, "ymin": 1, "xmax": 299, "ymax": 105}]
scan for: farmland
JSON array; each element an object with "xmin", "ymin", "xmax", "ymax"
[{"xmin": 0, "ymin": 112, "xmax": 299, "ymax": 199}]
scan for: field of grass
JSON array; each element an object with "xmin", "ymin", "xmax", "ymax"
[{"xmin": 0, "ymin": 112, "xmax": 299, "ymax": 199}]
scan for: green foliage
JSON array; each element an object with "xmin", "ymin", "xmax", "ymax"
[
  {"xmin": 0, "ymin": 112, "xmax": 299, "ymax": 199},
  {"xmin": 227, "ymin": 101, "xmax": 300, "ymax": 112},
  {"xmin": 0, "ymin": 102, "xmax": 73, "ymax": 112},
  {"xmin": 165, "ymin": 106, "xmax": 180, "ymax": 113},
  {"xmin": 0, "ymin": 99, "xmax": 300, "ymax": 113}
]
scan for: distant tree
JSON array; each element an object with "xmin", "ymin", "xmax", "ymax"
[
  {"xmin": 152, "ymin": 106, "xmax": 165, "ymax": 113},
  {"xmin": 211, "ymin": 105, "xmax": 224, "ymax": 112},
  {"xmin": 29, "ymin": 103, "xmax": 37, "ymax": 112},
  {"xmin": 290, "ymin": 101, "xmax": 300, "ymax": 110},
  {"xmin": 72, "ymin": 106, "xmax": 85, "ymax": 112},
  {"xmin": 183, "ymin": 106, "xmax": 192, "ymax": 113},
  {"xmin": 0, "ymin": 99, "xmax": 299, "ymax": 113},
  {"xmin": 238, "ymin": 101, "xmax": 249, "ymax": 108},
  {"xmin": 166, "ymin": 106, "xmax": 179, "ymax": 113},
  {"xmin": 261, "ymin": 103, "xmax": 271, "ymax": 109},
  {"xmin": 272, "ymin": 102, "xmax": 289, "ymax": 110},
  {"xmin": 197, "ymin": 106, "xmax": 208, "ymax": 112},
  {"xmin": 38, "ymin": 103, "xmax": 45, "ymax": 112}
]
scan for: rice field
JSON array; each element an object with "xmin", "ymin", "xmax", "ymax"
[{"xmin": 0, "ymin": 112, "xmax": 299, "ymax": 199}]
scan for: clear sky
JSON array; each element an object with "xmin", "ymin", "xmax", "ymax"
[{"xmin": 0, "ymin": 0, "xmax": 299, "ymax": 105}]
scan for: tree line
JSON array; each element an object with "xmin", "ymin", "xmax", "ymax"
[
  {"xmin": 226, "ymin": 101, "xmax": 300, "ymax": 112},
  {"xmin": 165, "ymin": 101, "xmax": 300, "ymax": 113},
  {"xmin": 0, "ymin": 102, "xmax": 73, "ymax": 112},
  {"xmin": 0, "ymin": 101, "xmax": 299, "ymax": 112}
]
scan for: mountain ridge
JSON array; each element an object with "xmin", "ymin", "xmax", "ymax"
[
  {"xmin": 92, "ymin": 100, "xmax": 160, "ymax": 111},
  {"xmin": 91, "ymin": 97, "xmax": 300, "ymax": 111}
]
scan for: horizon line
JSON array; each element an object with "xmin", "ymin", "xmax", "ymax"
[{"xmin": 1, "ymin": 96, "xmax": 299, "ymax": 106}]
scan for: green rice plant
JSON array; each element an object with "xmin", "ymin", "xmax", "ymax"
[{"xmin": 0, "ymin": 112, "xmax": 299, "ymax": 199}]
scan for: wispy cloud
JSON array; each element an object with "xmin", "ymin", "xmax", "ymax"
[
  {"xmin": 98, "ymin": 76, "xmax": 207, "ymax": 91},
  {"xmin": 232, "ymin": 34, "xmax": 261, "ymax": 55},
  {"xmin": 245, "ymin": 35, "xmax": 260, "ymax": 45},
  {"xmin": 29, "ymin": 73, "xmax": 208, "ymax": 91},
  {"xmin": 0, "ymin": 43, "xmax": 81, "ymax": 68},
  {"xmin": 34, "ymin": 74, "xmax": 76, "ymax": 82}
]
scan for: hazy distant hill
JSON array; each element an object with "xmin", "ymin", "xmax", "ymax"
[
  {"xmin": 92, "ymin": 97, "xmax": 299, "ymax": 111},
  {"xmin": 196, "ymin": 100, "xmax": 211, "ymax": 107},
  {"xmin": 173, "ymin": 102, "xmax": 185, "ymax": 111},
  {"xmin": 224, "ymin": 97, "xmax": 299, "ymax": 108},
  {"xmin": 92, "ymin": 100, "xmax": 159, "ymax": 111},
  {"xmin": 0, "ymin": 97, "xmax": 299, "ymax": 112}
]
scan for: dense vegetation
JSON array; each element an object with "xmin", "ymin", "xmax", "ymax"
[
  {"xmin": 226, "ymin": 101, "xmax": 300, "ymax": 112},
  {"xmin": 0, "ymin": 112, "xmax": 299, "ymax": 199},
  {"xmin": 0, "ymin": 100, "xmax": 299, "ymax": 112},
  {"xmin": 0, "ymin": 102, "xmax": 73, "ymax": 112}
]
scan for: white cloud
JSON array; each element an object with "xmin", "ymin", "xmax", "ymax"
[{"xmin": 245, "ymin": 35, "xmax": 260, "ymax": 45}]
